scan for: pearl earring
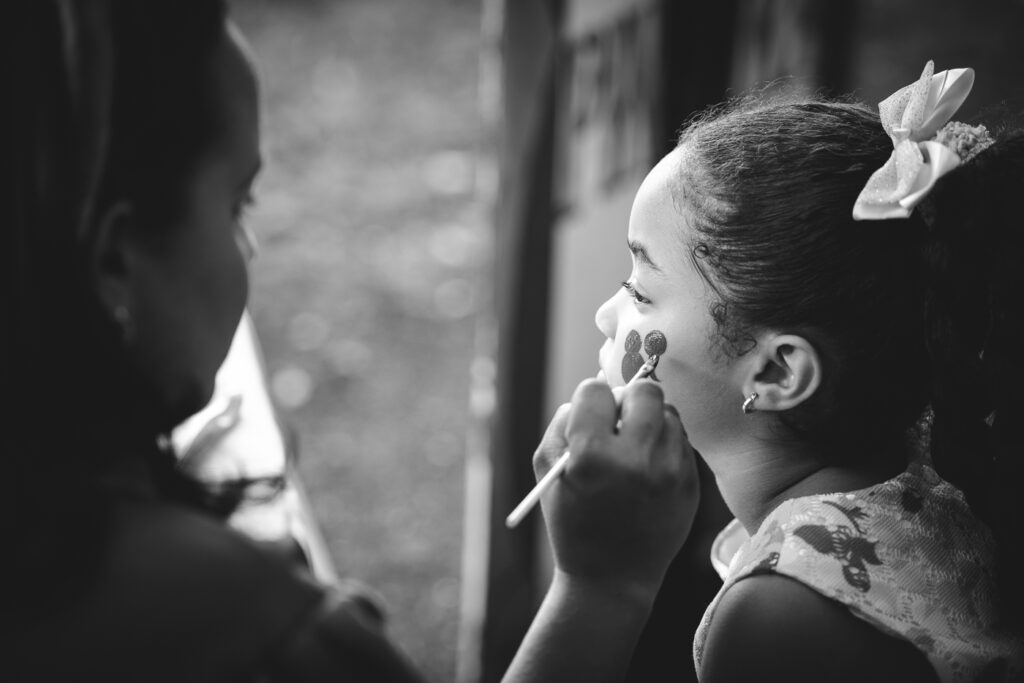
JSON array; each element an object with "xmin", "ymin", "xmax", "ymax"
[{"xmin": 113, "ymin": 305, "xmax": 136, "ymax": 344}]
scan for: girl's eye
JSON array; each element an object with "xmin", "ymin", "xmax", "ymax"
[{"xmin": 620, "ymin": 280, "xmax": 651, "ymax": 305}]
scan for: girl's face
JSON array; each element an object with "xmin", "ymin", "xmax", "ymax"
[
  {"xmin": 595, "ymin": 147, "xmax": 745, "ymax": 452},
  {"xmin": 128, "ymin": 24, "xmax": 260, "ymax": 429}
]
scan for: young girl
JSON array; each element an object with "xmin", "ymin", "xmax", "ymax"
[{"xmin": 593, "ymin": 62, "xmax": 1024, "ymax": 682}]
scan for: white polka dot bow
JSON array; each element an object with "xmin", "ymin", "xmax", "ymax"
[{"xmin": 852, "ymin": 60, "xmax": 981, "ymax": 221}]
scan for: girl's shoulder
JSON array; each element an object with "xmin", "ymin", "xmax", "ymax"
[
  {"xmin": 696, "ymin": 464, "xmax": 1023, "ymax": 682},
  {"xmin": 699, "ymin": 572, "xmax": 937, "ymax": 683}
]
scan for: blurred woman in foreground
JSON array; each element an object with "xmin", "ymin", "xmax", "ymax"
[{"xmin": 4, "ymin": 2, "xmax": 697, "ymax": 681}]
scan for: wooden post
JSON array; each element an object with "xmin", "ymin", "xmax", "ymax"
[
  {"xmin": 474, "ymin": 2, "xmax": 564, "ymax": 682},
  {"xmin": 731, "ymin": 0, "xmax": 858, "ymax": 95}
]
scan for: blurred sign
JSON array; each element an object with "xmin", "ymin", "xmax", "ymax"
[
  {"xmin": 545, "ymin": 0, "xmax": 661, "ymax": 419},
  {"xmin": 554, "ymin": 0, "xmax": 659, "ymax": 213}
]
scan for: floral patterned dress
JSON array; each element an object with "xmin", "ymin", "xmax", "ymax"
[{"xmin": 693, "ymin": 460, "xmax": 1024, "ymax": 682}]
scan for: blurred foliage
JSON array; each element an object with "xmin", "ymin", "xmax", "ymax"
[{"xmin": 231, "ymin": 1, "xmax": 489, "ymax": 681}]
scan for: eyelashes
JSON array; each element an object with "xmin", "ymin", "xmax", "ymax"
[{"xmin": 620, "ymin": 280, "xmax": 651, "ymax": 305}]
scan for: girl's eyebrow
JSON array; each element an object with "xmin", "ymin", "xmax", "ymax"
[{"xmin": 628, "ymin": 239, "xmax": 663, "ymax": 273}]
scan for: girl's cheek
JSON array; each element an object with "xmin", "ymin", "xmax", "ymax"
[
  {"xmin": 643, "ymin": 329, "xmax": 667, "ymax": 357},
  {"xmin": 620, "ymin": 327, "xmax": 669, "ymax": 382}
]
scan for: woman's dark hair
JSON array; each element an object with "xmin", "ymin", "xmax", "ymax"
[
  {"xmin": 4, "ymin": 0, "xmax": 228, "ymax": 599},
  {"xmin": 674, "ymin": 93, "xmax": 1024, "ymax": 615},
  {"xmin": 97, "ymin": 1, "xmax": 232, "ymax": 230}
]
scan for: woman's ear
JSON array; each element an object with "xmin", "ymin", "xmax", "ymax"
[
  {"xmin": 743, "ymin": 334, "xmax": 822, "ymax": 412},
  {"xmin": 89, "ymin": 201, "xmax": 137, "ymax": 317}
]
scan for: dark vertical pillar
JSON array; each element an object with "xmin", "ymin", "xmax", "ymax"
[
  {"xmin": 481, "ymin": 1, "xmax": 563, "ymax": 681},
  {"xmin": 656, "ymin": 0, "xmax": 740, "ymax": 153},
  {"xmin": 730, "ymin": 0, "xmax": 858, "ymax": 95}
]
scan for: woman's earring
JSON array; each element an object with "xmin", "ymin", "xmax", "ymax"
[
  {"xmin": 113, "ymin": 305, "xmax": 137, "ymax": 345},
  {"xmin": 235, "ymin": 223, "xmax": 260, "ymax": 265},
  {"xmin": 741, "ymin": 391, "xmax": 758, "ymax": 415}
]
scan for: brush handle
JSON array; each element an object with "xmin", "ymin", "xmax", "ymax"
[{"xmin": 504, "ymin": 450, "xmax": 570, "ymax": 528}]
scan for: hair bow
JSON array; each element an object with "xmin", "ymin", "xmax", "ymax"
[{"xmin": 852, "ymin": 61, "xmax": 975, "ymax": 221}]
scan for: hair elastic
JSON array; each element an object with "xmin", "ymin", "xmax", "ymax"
[{"xmin": 113, "ymin": 304, "xmax": 136, "ymax": 344}]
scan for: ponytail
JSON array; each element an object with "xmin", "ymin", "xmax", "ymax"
[{"xmin": 923, "ymin": 129, "xmax": 1024, "ymax": 619}]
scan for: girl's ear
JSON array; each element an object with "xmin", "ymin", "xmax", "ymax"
[
  {"xmin": 89, "ymin": 201, "xmax": 137, "ymax": 317},
  {"xmin": 743, "ymin": 334, "xmax": 822, "ymax": 412}
]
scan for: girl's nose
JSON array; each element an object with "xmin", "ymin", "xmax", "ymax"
[{"xmin": 594, "ymin": 292, "xmax": 618, "ymax": 340}]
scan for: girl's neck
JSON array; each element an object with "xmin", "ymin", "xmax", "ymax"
[{"xmin": 705, "ymin": 438, "xmax": 908, "ymax": 534}]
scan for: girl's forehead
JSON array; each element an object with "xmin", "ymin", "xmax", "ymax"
[
  {"xmin": 628, "ymin": 149, "xmax": 690, "ymax": 257},
  {"xmin": 637, "ymin": 148, "xmax": 684, "ymax": 201}
]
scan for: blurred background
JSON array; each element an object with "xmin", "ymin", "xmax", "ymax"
[
  {"xmin": 225, "ymin": 1, "xmax": 1024, "ymax": 682},
  {"xmin": 232, "ymin": 1, "xmax": 487, "ymax": 681}
]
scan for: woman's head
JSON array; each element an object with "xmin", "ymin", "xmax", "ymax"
[
  {"xmin": 597, "ymin": 96, "xmax": 934, "ymax": 461},
  {"xmin": 6, "ymin": 0, "xmax": 259, "ymax": 474},
  {"xmin": 95, "ymin": 16, "xmax": 261, "ymax": 426}
]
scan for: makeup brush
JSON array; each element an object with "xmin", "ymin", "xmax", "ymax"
[{"xmin": 504, "ymin": 354, "xmax": 661, "ymax": 529}]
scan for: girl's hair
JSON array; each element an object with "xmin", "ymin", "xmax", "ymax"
[
  {"xmin": 675, "ymin": 93, "xmax": 1024, "ymax": 615},
  {"xmin": 4, "ymin": 0, "xmax": 228, "ymax": 599}
]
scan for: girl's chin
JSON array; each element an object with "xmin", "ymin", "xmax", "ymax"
[{"xmin": 595, "ymin": 369, "xmax": 607, "ymax": 383}]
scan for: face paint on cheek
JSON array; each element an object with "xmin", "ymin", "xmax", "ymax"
[
  {"xmin": 621, "ymin": 329, "xmax": 645, "ymax": 382},
  {"xmin": 643, "ymin": 330, "xmax": 668, "ymax": 381},
  {"xmin": 624, "ymin": 329, "xmax": 641, "ymax": 353},
  {"xmin": 643, "ymin": 330, "xmax": 667, "ymax": 356}
]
